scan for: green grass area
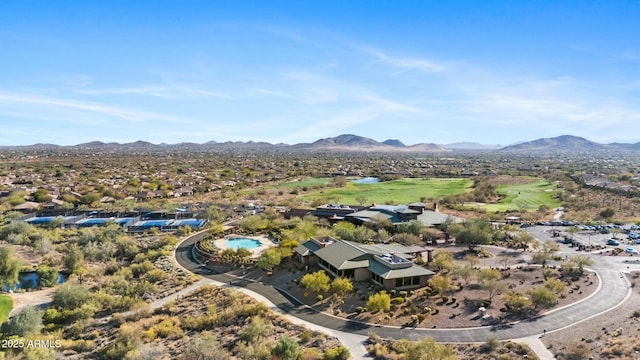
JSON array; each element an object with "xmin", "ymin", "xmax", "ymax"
[
  {"xmin": 484, "ymin": 179, "xmax": 561, "ymax": 212},
  {"xmin": 299, "ymin": 178, "xmax": 473, "ymax": 205},
  {"xmin": 0, "ymin": 294, "xmax": 13, "ymax": 324},
  {"xmin": 267, "ymin": 177, "xmax": 333, "ymax": 189}
]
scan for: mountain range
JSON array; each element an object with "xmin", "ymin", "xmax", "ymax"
[{"xmin": 2, "ymin": 134, "xmax": 639, "ymax": 153}]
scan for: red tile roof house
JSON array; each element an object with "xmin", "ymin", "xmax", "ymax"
[{"xmin": 295, "ymin": 237, "xmax": 434, "ymax": 290}]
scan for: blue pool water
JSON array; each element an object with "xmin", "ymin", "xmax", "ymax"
[
  {"xmin": 226, "ymin": 238, "xmax": 262, "ymax": 250},
  {"xmin": 351, "ymin": 177, "xmax": 380, "ymax": 184}
]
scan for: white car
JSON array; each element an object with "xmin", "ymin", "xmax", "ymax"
[{"xmin": 625, "ymin": 247, "xmax": 639, "ymax": 254}]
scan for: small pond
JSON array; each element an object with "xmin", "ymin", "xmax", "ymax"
[
  {"xmin": 9, "ymin": 271, "xmax": 67, "ymax": 290},
  {"xmin": 351, "ymin": 177, "xmax": 380, "ymax": 184}
]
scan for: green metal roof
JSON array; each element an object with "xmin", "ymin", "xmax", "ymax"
[
  {"xmin": 314, "ymin": 240, "xmax": 370, "ymax": 270},
  {"xmin": 369, "ymin": 260, "xmax": 435, "ymax": 279},
  {"xmin": 417, "ymin": 210, "xmax": 465, "ymax": 227},
  {"xmin": 294, "ymin": 239, "xmax": 322, "ymax": 256}
]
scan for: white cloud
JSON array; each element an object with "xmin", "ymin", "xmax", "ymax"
[
  {"xmin": 361, "ymin": 47, "xmax": 448, "ymax": 73},
  {"xmin": 0, "ymin": 92, "xmax": 193, "ymax": 124},
  {"xmin": 74, "ymin": 84, "xmax": 232, "ymax": 99}
]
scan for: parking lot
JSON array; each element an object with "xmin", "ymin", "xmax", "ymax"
[{"xmin": 523, "ymin": 223, "xmax": 640, "ymax": 255}]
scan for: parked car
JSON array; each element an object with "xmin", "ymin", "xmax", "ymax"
[
  {"xmin": 607, "ymin": 239, "xmax": 620, "ymax": 246},
  {"xmin": 629, "ymin": 232, "xmax": 639, "ymax": 239},
  {"xmin": 626, "ymin": 247, "xmax": 639, "ymax": 254}
]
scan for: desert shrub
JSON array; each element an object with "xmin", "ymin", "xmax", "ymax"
[
  {"xmin": 564, "ymin": 341, "xmax": 590, "ymax": 360},
  {"xmin": 272, "ymin": 337, "xmax": 301, "ymax": 360},
  {"xmin": 300, "ymin": 329, "xmax": 313, "ymax": 343},
  {"xmin": 368, "ymin": 342, "xmax": 390, "ymax": 358},
  {"xmin": 366, "ymin": 292, "xmax": 391, "ymax": 312},
  {"xmin": 301, "ymin": 271, "xmax": 331, "ymax": 293},
  {"xmin": 483, "ymin": 336, "xmax": 499, "ymax": 353},
  {"xmin": 151, "ymin": 318, "xmax": 183, "ymax": 339},
  {"xmin": 301, "ymin": 348, "xmax": 324, "ymax": 360},
  {"xmin": 52, "ymin": 282, "xmax": 90, "ymax": 310},
  {"xmin": 130, "ymin": 260, "xmax": 155, "ymax": 278},
  {"xmin": 392, "ymin": 297, "xmax": 405, "ymax": 305},
  {"xmin": 1, "ymin": 305, "xmax": 42, "ymax": 336},
  {"xmin": 527, "ymin": 286, "xmax": 557, "ymax": 309},
  {"xmin": 323, "ymin": 345, "xmax": 350, "ymax": 360},
  {"xmin": 236, "ymin": 340, "xmax": 272, "ymax": 360},
  {"xmin": 144, "ymin": 268, "xmax": 168, "ymax": 283},
  {"xmin": 240, "ymin": 316, "xmax": 274, "ymax": 342}
]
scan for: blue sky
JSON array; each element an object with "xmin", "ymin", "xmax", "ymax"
[{"xmin": 2, "ymin": 1, "xmax": 640, "ymax": 146}]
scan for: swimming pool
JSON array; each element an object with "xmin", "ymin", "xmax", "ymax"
[{"xmin": 226, "ymin": 238, "xmax": 262, "ymax": 250}]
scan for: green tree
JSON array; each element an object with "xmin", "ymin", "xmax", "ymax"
[
  {"xmin": 477, "ymin": 267, "xmax": 505, "ymax": 301},
  {"xmin": 301, "ymin": 270, "xmax": 331, "ymax": 293},
  {"xmin": 397, "ymin": 221, "xmax": 423, "ymax": 236},
  {"xmin": 431, "ymin": 251, "xmax": 454, "ymax": 272},
  {"xmin": 32, "ymin": 189, "xmax": 52, "ymax": 203},
  {"xmin": 1, "ymin": 305, "xmax": 42, "ymax": 336},
  {"xmin": 599, "ymin": 207, "xmax": 615, "ymax": 220},
  {"xmin": 257, "ymin": 248, "xmax": 281, "ymax": 271},
  {"xmin": 452, "ymin": 265, "xmax": 474, "ymax": 285},
  {"xmin": 366, "ymin": 291, "xmax": 391, "ymax": 312},
  {"xmin": 568, "ymin": 254, "xmax": 593, "ymax": 276},
  {"xmin": 52, "ymin": 282, "xmax": 90, "ymax": 310},
  {"xmin": 63, "ymin": 243, "xmax": 85, "ymax": 274},
  {"xmin": 543, "ymin": 278, "xmax": 566, "ymax": 295},
  {"xmin": 330, "ymin": 277, "xmax": 353, "ymax": 299},
  {"xmin": 238, "ymin": 214, "xmax": 270, "ymax": 234},
  {"xmin": 478, "ymin": 268, "xmax": 501, "ymax": 282},
  {"xmin": 514, "ymin": 232, "xmax": 535, "ymax": 251},
  {"xmin": 502, "ymin": 291, "xmax": 532, "ymax": 314},
  {"xmin": 272, "ymin": 337, "xmax": 301, "ymax": 360},
  {"xmin": 428, "ymin": 274, "xmax": 453, "ymax": 298},
  {"xmin": 78, "ymin": 192, "xmax": 101, "ymax": 206},
  {"xmin": 527, "ymin": 286, "xmax": 556, "ymax": 309},
  {"xmin": 355, "ymin": 195, "xmax": 368, "ymax": 206},
  {"xmin": 36, "ymin": 265, "xmax": 59, "ymax": 288},
  {"xmin": 455, "ymin": 219, "xmax": 492, "ymax": 250},
  {"xmin": 0, "ymin": 246, "xmax": 22, "ymax": 289}
]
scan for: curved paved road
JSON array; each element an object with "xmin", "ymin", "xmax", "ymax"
[{"xmin": 175, "ymin": 231, "xmax": 631, "ymax": 342}]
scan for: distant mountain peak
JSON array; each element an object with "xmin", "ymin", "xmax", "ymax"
[
  {"xmin": 382, "ymin": 139, "xmax": 406, "ymax": 147},
  {"xmin": 500, "ymin": 135, "xmax": 604, "ymax": 152}
]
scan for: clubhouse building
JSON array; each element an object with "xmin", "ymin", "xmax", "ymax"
[{"xmin": 294, "ymin": 236, "xmax": 434, "ymax": 290}]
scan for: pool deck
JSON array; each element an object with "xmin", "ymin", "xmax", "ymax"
[{"xmin": 213, "ymin": 234, "xmax": 274, "ymax": 258}]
